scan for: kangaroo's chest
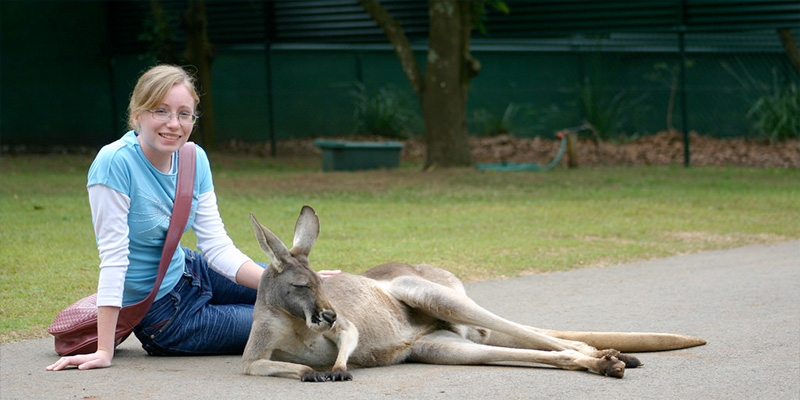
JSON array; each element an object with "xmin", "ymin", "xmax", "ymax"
[{"xmin": 270, "ymin": 318, "xmax": 339, "ymax": 367}]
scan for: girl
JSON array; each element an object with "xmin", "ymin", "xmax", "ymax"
[{"xmin": 47, "ymin": 65, "xmax": 337, "ymax": 371}]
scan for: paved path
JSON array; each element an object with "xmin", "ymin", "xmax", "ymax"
[{"xmin": 2, "ymin": 241, "xmax": 798, "ymax": 399}]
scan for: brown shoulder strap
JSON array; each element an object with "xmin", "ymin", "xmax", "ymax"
[{"xmin": 149, "ymin": 142, "xmax": 196, "ymax": 299}]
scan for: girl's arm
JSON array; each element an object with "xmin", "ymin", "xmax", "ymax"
[
  {"xmin": 193, "ymin": 190, "xmax": 252, "ymax": 281},
  {"xmin": 48, "ymin": 184, "xmax": 131, "ymax": 371},
  {"xmin": 47, "ymin": 307, "xmax": 118, "ymax": 371},
  {"xmin": 194, "ymin": 191, "xmax": 341, "ymax": 286}
]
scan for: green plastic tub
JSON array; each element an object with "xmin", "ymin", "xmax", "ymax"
[{"xmin": 314, "ymin": 140, "xmax": 405, "ymax": 171}]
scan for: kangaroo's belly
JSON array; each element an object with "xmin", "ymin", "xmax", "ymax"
[{"xmin": 323, "ymin": 273, "xmax": 440, "ymax": 367}]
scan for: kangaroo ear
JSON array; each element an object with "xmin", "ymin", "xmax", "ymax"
[
  {"xmin": 291, "ymin": 205, "xmax": 320, "ymax": 257},
  {"xmin": 250, "ymin": 212, "xmax": 291, "ymax": 272}
]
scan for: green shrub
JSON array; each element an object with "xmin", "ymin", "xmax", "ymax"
[
  {"xmin": 470, "ymin": 102, "xmax": 524, "ymax": 136},
  {"xmin": 579, "ymin": 76, "xmax": 648, "ymax": 141},
  {"xmin": 349, "ymin": 82, "xmax": 421, "ymax": 139},
  {"xmin": 746, "ymin": 78, "xmax": 798, "ymax": 143},
  {"xmin": 722, "ymin": 61, "xmax": 799, "ymax": 143}
]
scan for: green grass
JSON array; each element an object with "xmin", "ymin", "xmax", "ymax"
[{"xmin": 2, "ymin": 153, "xmax": 798, "ymax": 342}]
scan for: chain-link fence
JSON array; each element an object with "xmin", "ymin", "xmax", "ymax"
[
  {"xmin": 2, "ymin": 0, "xmax": 798, "ymax": 155},
  {"xmin": 465, "ymin": 31, "xmax": 798, "ymax": 144}
]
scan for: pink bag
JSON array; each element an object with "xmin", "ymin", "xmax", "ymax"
[
  {"xmin": 46, "ymin": 293, "xmax": 140, "ymax": 355},
  {"xmin": 47, "ymin": 143, "xmax": 196, "ymax": 356}
]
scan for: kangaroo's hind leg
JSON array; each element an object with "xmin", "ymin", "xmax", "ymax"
[
  {"xmin": 385, "ymin": 276, "xmax": 601, "ymax": 357},
  {"xmin": 471, "ymin": 327, "xmax": 642, "ymax": 368},
  {"xmin": 408, "ymin": 330, "xmax": 626, "ymax": 378}
]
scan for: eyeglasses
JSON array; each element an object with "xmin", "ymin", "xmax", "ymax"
[{"xmin": 147, "ymin": 108, "xmax": 198, "ymax": 125}]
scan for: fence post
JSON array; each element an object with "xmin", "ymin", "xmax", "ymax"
[
  {"xmin": 679, "ymin": 0, "xmax": 690, "ymax": 167},
  {"xmin": 264, "ymin": 0, "xmax": 277, "ymax": 157}
]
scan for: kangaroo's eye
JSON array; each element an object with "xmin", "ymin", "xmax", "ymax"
[{"xmin": 292, "ymin": 283, "xmax": 310, "ymax": 289}]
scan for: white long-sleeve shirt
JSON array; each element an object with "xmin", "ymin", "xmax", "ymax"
[{"xmin": 91, "ymin": 185, "xmax": 251, "ymax": 307}]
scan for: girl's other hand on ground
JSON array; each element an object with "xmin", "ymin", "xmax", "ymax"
[{"xmin": 46, "ymin": 350, "xmax": 113, "ymax": 371}]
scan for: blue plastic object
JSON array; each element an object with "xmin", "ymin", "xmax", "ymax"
[{"xmin": 476, "ymin": 134, "xmax": 567, "ymax": 172}]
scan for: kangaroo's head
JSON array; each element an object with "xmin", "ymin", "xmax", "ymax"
[{"xmin": 250, "ymin": 206, "xmax": 336, "ymax": 332}]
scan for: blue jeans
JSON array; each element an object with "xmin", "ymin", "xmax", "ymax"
[{"xmin": 133, "ymin": 247, "xmax": 260, "ymax": 356}]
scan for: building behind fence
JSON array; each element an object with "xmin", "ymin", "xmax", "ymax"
[{"xmin": 1, "ymin": 0, "xmax": 798, "ymax": 149}]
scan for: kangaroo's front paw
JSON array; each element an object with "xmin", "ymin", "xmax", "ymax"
[
  {"xmin": 327, "ymin": 370, "xmax": 353, "ymax": 381},
  {"xmin": 301, "ymin": 370, "xmax": 329, "ymax": 382}
]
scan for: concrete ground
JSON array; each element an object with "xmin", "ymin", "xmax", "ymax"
[{"xmin": 2, "ymin": 241, "xmax": 798, "ymax": 400}]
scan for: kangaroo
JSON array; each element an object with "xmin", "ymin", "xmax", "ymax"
[{"xmin": 242, "ymin": 206, "xmax": 706, "ymax": 382}]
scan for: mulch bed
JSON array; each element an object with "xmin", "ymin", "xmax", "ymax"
[
  {"xmin": 222, "ymin": 131, "xmax": 798, "ymax": 169},
  {"xmin": 467, "ymin": 131, "xmax": 799, "ymax": 168},
  {"xmin": 8, "ymin": 131, "xmax": 795, "ymax": 169}
]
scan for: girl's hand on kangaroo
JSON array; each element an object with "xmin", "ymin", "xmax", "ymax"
[
  {"xmin": 46, "ymin": 350, "xmax": 113, "ymax": 371},
  {"xmin": 318, "ymin": 270, "xmax": 341, "ymax": 279}
]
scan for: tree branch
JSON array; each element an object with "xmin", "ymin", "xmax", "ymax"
[
  {"xmin": 777, "ymin": 28, "xmax": 800, "ymax": 78},
  {"xmin": 358, "ymin": 0, "xmax": 424, "ymax": 96},
  {"xmin": 459, "ymin": 2, "xmax": 480, "ymax": 84}
]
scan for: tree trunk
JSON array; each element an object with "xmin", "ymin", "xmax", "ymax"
[
  {"xmin": 359, "ymin": 0, "xmax": 478, "ymax": 168},
  {"xmin": 423, "ymin": 0, "xmax": 476, "ymax": 168},
  {"xmin": 183, "ymin": 0, "xmax": 215, "ymax": 150}
]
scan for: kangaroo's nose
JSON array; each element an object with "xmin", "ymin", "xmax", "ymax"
[{"xmin": 321, "ymin": 310, "xmax": 336, "ymax": 324}]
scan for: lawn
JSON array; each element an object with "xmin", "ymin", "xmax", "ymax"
[{"xmin": 1, "ymin": 152, "xmax": 797, "ymax": 342}]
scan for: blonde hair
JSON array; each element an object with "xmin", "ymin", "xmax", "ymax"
[{"xmin": 127, "ymin": 65, "xmax": 200, "ymax": 130}]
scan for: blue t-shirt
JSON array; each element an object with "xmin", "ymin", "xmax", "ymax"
[{"xmin": 87, "ymin": 131, "xmax": 213, "ymax": 306}]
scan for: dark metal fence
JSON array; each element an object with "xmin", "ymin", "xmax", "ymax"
[
  {"xmin": 2, "ymin": 0, "xmax": 798, "ymax": 161},
  {"xmin": 106, "ymin": 0, "xmax": 800, "ymax": 148}
]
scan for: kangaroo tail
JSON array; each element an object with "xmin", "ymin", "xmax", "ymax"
[{"xmin": 535, "ymin": 328, "xmax": 707, "ymax": 352}]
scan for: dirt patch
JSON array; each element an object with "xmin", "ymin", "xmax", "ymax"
[{"xmin": 661, "ymin": 231, "xmax": 789, "ymax": 245}]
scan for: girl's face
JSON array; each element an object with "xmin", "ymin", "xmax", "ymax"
[{"xmin": 133, "ymin": 83, "xmax": 196, "ymax": 172}]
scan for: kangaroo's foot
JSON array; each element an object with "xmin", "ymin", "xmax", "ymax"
[
  {"xmin": 597, "ymin": 354, "xmax": 626, "ymax": 378},
  {"xmin": 570, "ymin": 350, "xmax": 625, "ymax": 378},
  {"xmin": 600, "ymin": 349, "xmax": 642, "ymax": 368}
]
